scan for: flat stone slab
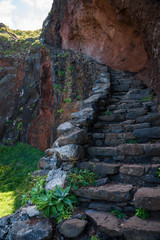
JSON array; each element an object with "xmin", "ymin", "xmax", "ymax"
[
  {"xmin": 134, "ymin": 187, "xmax": 160, "ymax": 210},
  {"xmin": 74, "ymin": 184, "xmax": 133, "ymax": 202},
  {"xmin": 79, "ymin": 162, "xmax": 120, "ymax": 177},
  {"xmin": 123, "ymin": 216, "xmax": 160, "ymax": 240},
  {"xmin": 87, "ymin": 147, "xmax": 117, "ymax": 157},
  {"xmin": 85, "ymin": 210, "xmax": 121, "ymax": 237},
  {"xmin": 118, "ymin": 144, "xmax": 144, "ymax": 156},
  {"xmin": 120, "ymin": 164, "xmax": 145, "ymax": 176}
]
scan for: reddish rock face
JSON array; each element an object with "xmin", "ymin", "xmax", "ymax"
[
  {"xmin": 60, "ymin": 0, "xmax": 147, "ymax": 73},
  {"xmin": 28, "ymin": 48, "xmax": 55, "ymax": 151},
  {"xmin": 42, "ymin": 0, "xmax": 160, "ymax": 93}
]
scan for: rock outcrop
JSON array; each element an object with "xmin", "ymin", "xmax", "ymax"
[{"xmin": 42, "ymin": 0, "xmax": 160, "ymax": 93}]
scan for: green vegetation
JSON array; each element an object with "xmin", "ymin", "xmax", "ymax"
[
  {"xmin": 126, "ymin": 138, "xmax": 137, "ymax": 144},
  {"xmin": 91, "ymin": 235, "xmax": 100, "ymax": 240},
  {"xmin": 157, "ymin": 167, "xmax": 160, "ymax": 178},
  {"xmin": 64, "ymin": 98, "xmax": 71, "ymax": 104},
  {"xmin": 110, "ymin": 209, "xmax": 125, "ymax": 219},
  {"xmin": 141, "ymin": 93, "xmax": 154, "ymax": 101},
  {"xmin": 58, "ymin": 70, "xmax": 64, "ymax": 77},
  {"xmin": 67, "ymin": 168, "xmax": 98, "ymax": 190},
  {"xmin": 0, "ymin": 25, "xmax": 42, "ymax": 57},
  {"xmin": 135, "ymin": 208, "xmax": 150, "ymax": 220},
  {"xmin": 0, "ymin": 142, "xmax": 44, "ymax": 218},
  {"xmin": 57, "ymin": 108, "xmax": 64, "ymax": 114},
  {"xmin": 105, "ymin": 109, "xmax": 112, "ymax": 115},
  {"xmin": 23, "ymin": 181, "xmax": 78, "ymax": 223}
]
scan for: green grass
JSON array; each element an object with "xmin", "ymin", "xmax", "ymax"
[{"xmin": 0, "ymin": 142, "xmax": 44, "ymax": 218}]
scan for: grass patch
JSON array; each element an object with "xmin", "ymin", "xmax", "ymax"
[{"xmin": 0, "ymin": 142, "xmax": 44, "ymax": 218}]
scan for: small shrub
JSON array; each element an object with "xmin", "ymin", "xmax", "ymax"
[
  {"xmin": 67, "ymin": 168, "xmax": 98, "ymax": 190},
  {"xmin": 135, "ymin": 208, "xmax": 150, "ymax": 220},
  {"xmin": 110, "ymin": 209, "xmax": 125, "ymax": 219},
  {"xmin": 64, "ymin": 98, "xmax": 71, "ymax": 104},
  {"xmin": 23, "ymin": 182, "xmax": 78, "ymax": 223}
]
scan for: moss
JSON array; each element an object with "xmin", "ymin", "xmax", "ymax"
[{"xmin": 0, "ymin": 142, "xmax": 44, "ymax": 218}]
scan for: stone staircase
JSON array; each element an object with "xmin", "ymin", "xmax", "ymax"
[
  {"xmin": 34, "ymin": 68, "xmax": 160, "ymax": 239},
  {"xmin": 75, "ymin": 70, "xmax": 160, "ymax": 239}
]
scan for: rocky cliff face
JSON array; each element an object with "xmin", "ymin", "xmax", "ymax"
[
  {"xmin": 0, "ymin": 25, "xmax": 105, "ymax": 150},
  {"xmin": 42, "ymin": 0, "xmax": 160, "ymax": 93}
]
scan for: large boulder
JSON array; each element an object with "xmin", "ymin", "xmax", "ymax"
[
  {"xmin": 54, "ymin": 144, "xmax": 85, "ymax": 161},
  {"xmin": 59, "ymin": 219, "xmax": 87, "ymax": 238}
]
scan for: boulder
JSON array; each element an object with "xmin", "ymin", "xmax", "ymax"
[
  {"xmin": 37, "ymin": 154, "xmax": 58, "ymax": 169},
  {"xmin": 60, "ymin": 219, "xmax": 87, "ymax": 238},
  {"xmin": 57, "ymin": 129, "xmax": 88, "ymax": 146},
  {"xmin": 26, "ymin": 206, "xmax": 40, "ymax": 218},
  {"xmin": 57, "ymin": 122, "xmax": 76, "ymax": 136},
  {"xmin": 54, "ymin": 144, "xmax": 84, "ymax": 161},
  {"xmin": 11, "ymin": 218, "xmax": 52, "ymax": 240},
  {"xmin": 45, "ymin": 169, "xmax": 66, "ymax": 191}
]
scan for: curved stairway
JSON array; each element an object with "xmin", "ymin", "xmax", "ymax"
[{"xmin": 75, "ymin": 70, "xmax": 160, "ymax": 240}]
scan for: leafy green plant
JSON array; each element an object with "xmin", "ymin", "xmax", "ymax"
[
  {"xmin": 135, "ymin": 208, "xmax": 150, "ymax": 220},
  {"xmin": 105, "ymin": 109, "xmax": 112, "ymax": 115},
  {"xmin": 17, "ymin": 121, "xmax": 23, "ymax": 131},
  {"xmin": 67, "ymin": 168, "xmax": 98, "ymax": 190},
  {"xmin": 23, "ymin": 183, "xmax": 78, "ymax": 222},
  {"xmin": 126, "ymin": 138, "xmax": 137, "ymax": 144},
  {"xmin": 110, "ymin": 209, "xmax": 125, "ymax": 219},
  {"xmin": 91, "ymin": 235, "xmax": 100, "ymax": 240},
  {"xmin": 64, "ymin": 98, "xmax": 71, "ymax": 104},
  {"xmin": 67, "ymin": 81, "xmax": 70, "ymax": 87}
]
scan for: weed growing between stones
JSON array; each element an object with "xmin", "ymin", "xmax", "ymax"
[
  {"xmin": 126, "ymin": 138, "xmax": 138, "ymax": 144},
  {"xmin": 157, "ymin": 168, "xmax": 160, "ymax": 178},
  {"xmin": 23, "ymin": 181, "xmax": 78, "ymax": 224},
  {"xmin": 105, "ymin": 109, "xmax": 112, "ymax": 115},
  {"xmin": 66, "ymin": 168, "xmax": 98, "ymax": 190},
  {"xmin": 91, "ymin": 235, "xmax": 101, "ymax": 240},
  {"xmin": 0, "ymin": 142, "xmax": 44, "ymax": 218},
  {"xmin": 110, "ymin": 209, "xmax": 125, "ymax": 219},
  {"xmin": 135, "ymin": 208, "xmax": 150, "ymax": 220}
]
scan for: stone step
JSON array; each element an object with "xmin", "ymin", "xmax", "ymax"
[
  {"xmin": 97, "ymin": 114, "xmax": 125, "ymax": 122},
  {"xmin": 85, "ymin": 210, "xmax": 160, "ymax": 239},
  {"xmin": 74, "ymin": 183, "xmax": 133, "ymax": 202},
  {"xmin": 93, "ymin": 122, "xmax": 151, "ymax": 133},
  {"xmin": 134, "ymin": 187, "xmax": 160, "ymax": 210},
  {"xmin": 122, "ymin": 216, "xmax": 160, "ymax": 240},
  {"xmin": 93, "ymin": 132, "xmax": 137, "ymax": 146},
  {"xmin": 78, "ymin": 161, "xmax": 160, "ymax": 186},
  {"xmin": 87, "ymin": 144, "xmax": 160, "ymax": 163}
]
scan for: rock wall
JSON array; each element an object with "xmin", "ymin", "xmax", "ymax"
[{"xmin": 42, "ymin": 0, "xmax": 160, "ymax": 93}]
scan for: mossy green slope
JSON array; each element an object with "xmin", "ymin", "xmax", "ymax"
[{"xmin": 0, "ymin": 142, "xmax": 44, "ymax": 218}]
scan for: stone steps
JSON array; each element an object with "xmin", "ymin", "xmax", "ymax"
[
  {"xmin": 87, "ymin": 143, "xmax": 160, "ymax": 164},
  {"xmin": 85, "ymin": 210, "xmax": 160, "ymax": 240},
  {"xmin": 78, "ymin": 161, "xmax": 160, "ymax": 186}
]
